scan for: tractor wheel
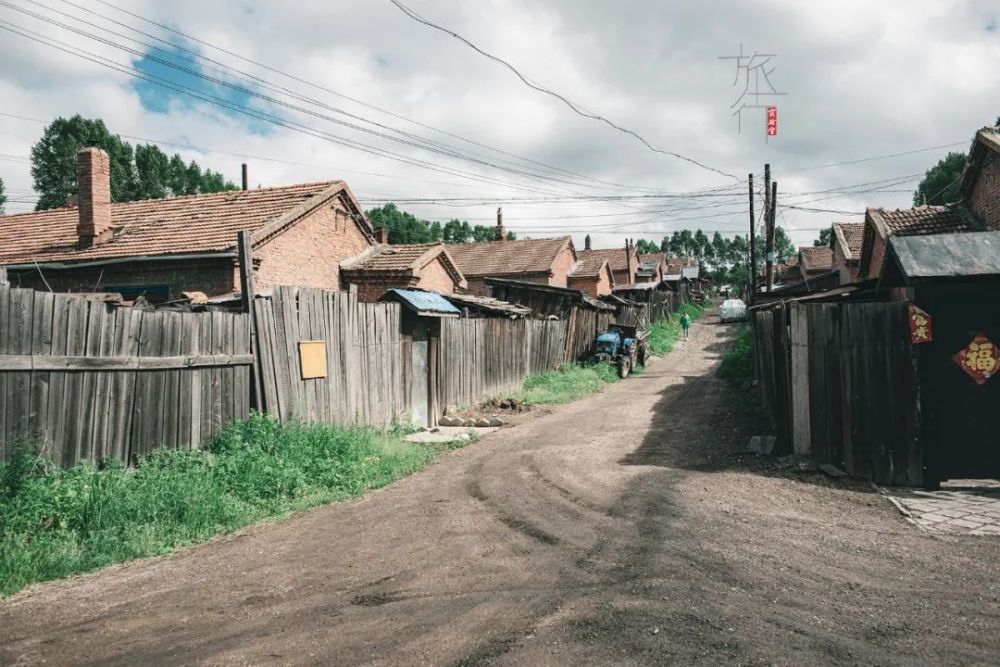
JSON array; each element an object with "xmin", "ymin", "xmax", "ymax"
[
  {"xmin": 637, "ymin": 342, "xmax": 648, "ymax": 366},
  {"xmin": 618, "ymin": 358, "xmax": 631, "ymax": 379}
]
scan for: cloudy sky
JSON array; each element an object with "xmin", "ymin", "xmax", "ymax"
[{"xmin": 0, "ymin": 0, "xmax": 997, "ymax": 249}]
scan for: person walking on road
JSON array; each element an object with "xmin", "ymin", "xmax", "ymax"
[{"xmin": 680, "ymin": 312, "xmax": 691, "ymax": 340}]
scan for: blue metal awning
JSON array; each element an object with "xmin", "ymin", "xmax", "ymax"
[{"xmin": 381, "ymin": 289, "xmax": 461, "ymax": 317}]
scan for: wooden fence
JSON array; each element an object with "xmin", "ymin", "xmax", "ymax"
[
  {"xmin": 752, "ymin": 301, "xmax": 922, "ymax": 486},
  {"xmin": 437, "ymin": 318, "xmax": 567, "ymax": 409},
  {"xmin": 0, "ymin": 285, "xmax": 251, "ymax": 466},
  {"xmin": 566, "ymin": 306, "xmax": 615, "ymax": 362},
  {"xmin": 253, "ymin": 286, "xmax": 409, "ymax": 427}
]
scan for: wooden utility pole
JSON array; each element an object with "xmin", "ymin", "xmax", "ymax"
[
  {"xmin": 762, "ymin": 164, "xmax": 773, "ymax": 292},
  {"xmin": 748, "ymin": 173, "xmax": 756, "ymax": 301},
  {"xmin": 237, "ymin": 230, "xmax": 264, "ymax": 411},
  {"xmin": 766, "ymin": 181, "xmax": 778, "ymax": 292}
]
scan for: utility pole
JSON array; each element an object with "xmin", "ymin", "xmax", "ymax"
[
  {"xmin": 766, "ymin": 180, "xmax": 777, "ymax": 292},
  {"xmin": 748, "ymin": 173, "xmax": 756, "ymax": 302},
  {"xmin": 762, "ymin": 164, "xmax": 770, "ymax": 290}
]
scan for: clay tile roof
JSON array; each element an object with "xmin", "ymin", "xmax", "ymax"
[
  {"xmin": 569, "ymin": 256, "xmax": 609, "ymax": 278},
  {"xmin": 831, "ymin": 222, "xmax": 864, "ymax": 261},
  {"xmin": 576, "ymin": 247, "xmax": 634, "ymax": 272},
  {"xmin": 343, "ymin": 243, "xmax": 442, "ymax": 273},
  {"xmin": 446, "ymin": 236, "xmax": 571, "ymax": 278},
  {"xmin": 799, "ymin": 246, "xmax": 834, "ymax": 274},
  {"xmin": 869, "ymin": 204, "xmax": 981, "ymax": 238},
  {"xmin": 0, "ymin": 181, "xmax": 367, "ymax": 265}
]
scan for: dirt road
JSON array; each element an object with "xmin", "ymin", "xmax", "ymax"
[{"xmin": 3, "ymin": 309, "xmax": 998, "ymax": 666}]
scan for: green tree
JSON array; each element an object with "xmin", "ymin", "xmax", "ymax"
[
  {"xmin": 442, "ymin": 219, "xmax": 471, "ymax": 243},
  {"xmin": 913, "ymin": 152, "xmax": 966, "ymax": 206},
  {"xmin": 134, "ymin": 144, "xmax": 170, "ymax": 199},
  {"xmin": 813, "ymin": 227, "xmax": 832, "ymax": 247},
  {"xmin": 774, "ymin": 226, "xmax": 795, "ymax": 262},
  {"xmin": 30, "ymin": 115, "xmax": 236, "ymax": 209},
  {"xmin": 0, "ymin": 177, "xmax": 6, "ymax": 214},
  {"xmin": 30, "ymin": 115, "xmax": 137, "ymax": 209},
  {"xmin": 635, "ymin": 239, "xmax": 659, "ymax": 255},
  {"xmin": 693, "ymin": 229, "xmax": 709, "ymax": 260}
]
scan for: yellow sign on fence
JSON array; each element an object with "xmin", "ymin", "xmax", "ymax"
[{"xmin": 298, "ymin": 341, "xmax": 328, "ymax": 380}]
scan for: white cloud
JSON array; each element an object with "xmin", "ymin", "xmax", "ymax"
[{"xmin": 0, "ymin": 0, "xmax": 997, "ymax": 250}]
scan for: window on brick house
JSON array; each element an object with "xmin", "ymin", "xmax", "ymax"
[{"xmin": 107, "ymin": 284, "xmax": 170, "ymax": 303}]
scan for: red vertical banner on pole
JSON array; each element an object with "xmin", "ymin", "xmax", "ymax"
[{"xmin": 766, "ymin": 106, "xmax": 777, "ymax": 136}]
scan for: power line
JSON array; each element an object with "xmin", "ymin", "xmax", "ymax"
[
  {"xmin": 388, "ymin": 0, "xmax": 741, "ymax": 182},
  {"xmin": 74, "ymin": 0, "xmax": 684, "ymax": 196}
]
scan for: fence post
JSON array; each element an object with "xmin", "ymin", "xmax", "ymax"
[
  {"xmin": 237, "ymin": 231, "xmax": 264, "ymax": 412},
  {"xmin": 0, "ymin": 266, "xmax": 7, "ymax": 286}
]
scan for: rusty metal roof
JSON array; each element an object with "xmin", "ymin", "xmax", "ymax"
[{"xmin": 889, "ymin": 231, "xmax": 1000, "ymax": 278}]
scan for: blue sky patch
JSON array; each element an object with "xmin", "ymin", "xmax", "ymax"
[{"xmin": 131, "ymin": 40, "xmax": 275, "ymax": 135}]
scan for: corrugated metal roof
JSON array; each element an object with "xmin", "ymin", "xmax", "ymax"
[
  {"xmin": 889, "ymin": 232, "xmax": 1000, "ymax": 278},
  {"xmin": 383, "ymin": 289, "xmax": 461, "ymax": 316}
]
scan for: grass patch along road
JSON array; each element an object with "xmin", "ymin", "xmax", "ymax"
[
  {"xmin": 716, "ymin": 324, "xmax": 753, "ymax": 384},
  {"xmin": 512, "ymin": 362, "xmax": 621, "ymax": 404},
  {"xmin": 0, "ymin": 415, "xmax": 466, "ymax": 597}
]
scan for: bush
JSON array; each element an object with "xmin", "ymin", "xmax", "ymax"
[
  {"xmin": 0, "ymin": 414, "xmax": 453, "ymax": 596},
  {"xmin": 716, "ymin": 325, "xmax": 753, "ymax": 384}
]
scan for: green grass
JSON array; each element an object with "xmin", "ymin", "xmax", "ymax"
[
  {"xmin": 716, "ymin": 325, "xmax": 753, "ymax": 384},
  {"xmin": 0, "ymin": 414, "xmax": 467, "ymax": 596},
  {"xmin": 647, "ymin": 302, "xmax": 705, "ymax": 356},
  {"xmin": 512, "ymin": 362, "xmax": 621, "ymax": 404}
]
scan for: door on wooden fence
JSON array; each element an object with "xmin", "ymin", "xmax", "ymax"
[{"xmin": 918, "ymin": 284, "xmax": 1000, "ymax": 483}]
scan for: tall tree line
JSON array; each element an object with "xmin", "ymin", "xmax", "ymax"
[{"xmin": 30, "ymin": 115, "xmax": 237, "ymax": 211}]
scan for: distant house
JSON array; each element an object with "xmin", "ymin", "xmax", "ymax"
[
  {"xmin": 447, "ymin": 236, "xmax": 577, "ymax": 296},
  {"xmin": 0, "ymin": 148, "xmax": 375, "ymax": 301},
  {"xmin": 341, "ymin": 242, "xmax": 467, "ymax": 302},
  {"xmin": 831, "ymin": 221, "xmax": 864, "ymax": 285},
  {"xmin": 577, "ymin": 239, "xmax": 639, "ymax": 286},
  {"xmin": 798, "ymin": 246, "xmax": 834, "ymax": 280},
  {"xmin": 636, "ymin": 253, "xmax": 666, "ymax": 283},
  {"xmin": 567, "ymin": 256, "xmax": 615, "ymax": 297}
]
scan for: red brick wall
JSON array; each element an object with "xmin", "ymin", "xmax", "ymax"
[
  {"xmin": 970, "ymin": 151, "xmax": 1000, "ymax": 231},
  {"xmin": 416, "ymin": 256, "xmax": 458, "ymax": 293},
  {"xmin": 7, "ymin": 258, "xmax": 238, "ymax": 301},
  {"xmin": 352, "ymin": 276, "xmax": 413, "ymax": 302},
  {"xmin": 866, "ymin": 235, "xmax": 887, "ymax": 280},
  {"xmin": 255, "ymin": 200, "xmax": 372, "ymax": 291},
  {"xmin": 547, "ymin": 247, "xmax": 576, "ymax": 288}
]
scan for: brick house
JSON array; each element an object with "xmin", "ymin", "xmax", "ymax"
[
  {"xmin": 959, "ymin": 126, "xmax": 1000, "ymax": 230},
  {"xmin": 858, "ymin": 127, "xmax": 1000, "ymax": 281},
  {"xmin": 340, "ymin": 242, "xmax": 467, "ymax": 301},
  {"xmin": 831, "ymin": 221, "xmax": 864, "ymax": 285},
  {"xmin": 567, "ymin": 256, "xmax": 615, "ymax": 297},
  {"xmin": 797, "ymin": 246, "xmax": 834, "ymax": 280},
  {"xmin": 0, "ymin": 148, "xmax": 375, "ymax": 301},
  {"xmin": 576, "ymin": 239, "xmax": 639, "ymax": 286},
  {"xmin": 636, "ymin": 253, "xmax": 666, "ymax": 283},
  {"xmin": 858, "ymin": 205, "xmax": 984, "ymax": 280},
  {"xmin": 446, "ymin": 236, "xmax": 577, "ymax": 296}
]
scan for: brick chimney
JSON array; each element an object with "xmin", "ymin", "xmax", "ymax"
[
  {"xmin": 495, "ymin": 206, "xmax": 504, "ymax": 241},
  {"xmin": 584, "ymin": 234, "xmax": 591, "ymax": 251},
  {"xmin": 376, "ymin": 227, "xmax": 389, "ymax": 244},
  {"xmin": 76, "ymin": 147, "xmax": 112, "ymax": 249}
]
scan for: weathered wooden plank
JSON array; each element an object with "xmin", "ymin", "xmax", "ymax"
[
  {"xmin": 27, "ymin": 291, "xmax": 54, "ymax": 456},
  {"xmin": 5, "ymin": 289, "xmax": 35, "ymax": 456}
]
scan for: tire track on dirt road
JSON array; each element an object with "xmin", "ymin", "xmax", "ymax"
[{"xmin": 3, "ymin": 310, "xmax": 999, "ymax": 666}]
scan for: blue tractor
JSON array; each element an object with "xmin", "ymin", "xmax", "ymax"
[{"xmin": 585, "ymin": 324, "xmax": 648, "ymax": 378}]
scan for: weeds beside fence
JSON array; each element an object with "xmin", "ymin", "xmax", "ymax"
[
  {"xmin": 716, "ymin": 325, "xmax": 753, "ymax": 384},
  {"xmin": 512, "ymin": 362, "xmax": 620, "ymax": 405},
  {"xmin": 0, "ymin": 414, "xmax": 468, "ymax": 596}
]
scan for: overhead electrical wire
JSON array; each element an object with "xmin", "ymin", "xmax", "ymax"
[{"xmin": 388, "ymin": 0, "xmax": 742, "ymax": 182}]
